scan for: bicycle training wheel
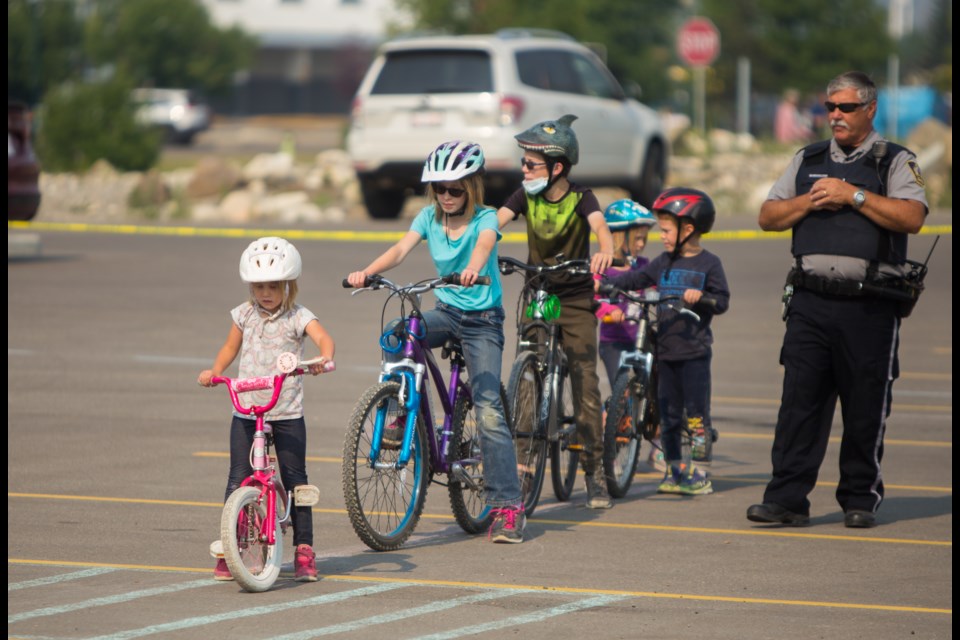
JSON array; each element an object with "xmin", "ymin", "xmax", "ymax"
[
  {"xmin": 447, "ymin": 384, "xmax": 508, "ymax": 534},
  {"xmin": 220, "ymin": 485, "xmax": 283, "ymax": 592},
  {"xmin": 603, "ymin": 371, "xmax": 644, "ymax": 498},
  {"xmin": 550, "ymin": 364, "xmax": 579, "ymax": 501},
  {"xmin": 507, "ymin": 351, "xmax": 547, "ymax": 517},
  {"xmin": 342, "ymin": 381, "xmax": 430, "ymax": 551}
]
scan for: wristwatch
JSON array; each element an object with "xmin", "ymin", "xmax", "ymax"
[{"xmin": 852, "ymin": 190, "xmax": 866, "ymax": 210}]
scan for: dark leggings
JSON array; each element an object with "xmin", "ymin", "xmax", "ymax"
[{"xmin": 225, "ymin": 416, "xmax": 313, "ymax": 547}]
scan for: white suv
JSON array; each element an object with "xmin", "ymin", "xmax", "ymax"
[{"xmin": 347, "ymin": 29, "xmax": 668, "ymax": 219}]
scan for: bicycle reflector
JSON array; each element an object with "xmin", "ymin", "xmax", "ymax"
[{"xmin": 526, "ymin": 294, "xmax": 561, "ymax": 322}]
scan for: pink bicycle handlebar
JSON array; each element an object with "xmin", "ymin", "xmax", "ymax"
[{"xmin": 210, "ymin": 359, "xmax": 334, "ymax": 416}]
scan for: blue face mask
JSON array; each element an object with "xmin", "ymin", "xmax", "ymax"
[{"xmin": 522, "ymin": 177, "xmax": 549, "ymax": 195}]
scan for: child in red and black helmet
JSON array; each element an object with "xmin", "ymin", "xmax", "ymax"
[{"xmin": 605, "ymin": 187, "xmax": 730, "ymax": 496}]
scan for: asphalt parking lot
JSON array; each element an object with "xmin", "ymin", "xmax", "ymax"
[{"xmin": 7, "ymin": 217, "xmax": 952, "ymax": 639}]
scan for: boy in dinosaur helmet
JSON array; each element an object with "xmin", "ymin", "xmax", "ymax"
[{"xmin": 497, "ymin": 114, "xmax": 616, "ymax": 509}]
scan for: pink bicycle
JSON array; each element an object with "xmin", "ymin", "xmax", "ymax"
[{"xmin": 207, "ymin": 352, "xmax": 333, "ymax": 592}]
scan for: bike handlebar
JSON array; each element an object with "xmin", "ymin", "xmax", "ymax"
[
  {"xmin": 498, "ymin": 255, "xmax": 593, "ymax": 277},
  {"xmin": 210, "ymin": 353, "xmax": 334, "ymax": 416},
  {"xmin": 342, "ymin": 273, "xmax": 491, "ymax": 292}
]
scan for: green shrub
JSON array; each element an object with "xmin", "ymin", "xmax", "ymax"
[{"xmin": 35, "ymin": 78, "xmax": 162, "ymax": 173}]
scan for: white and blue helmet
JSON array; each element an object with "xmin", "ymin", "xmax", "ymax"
[
  {"xmin": 604, "ymin": 199, "xmax": 656, "ymax": 230},
  {"xmin": 421, "ymin": 141, "xmax": 485, "ymax": 182}
]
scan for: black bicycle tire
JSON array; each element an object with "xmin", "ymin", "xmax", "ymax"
[
  {"xmin": 342, "ymin": 381, "xmax": 430, "ymax": 551},
  {"xmin": 506, "ymin": 351, "xmax": 547, "ymax": 518},
  {"xmin": 550, "ymin": 362, "xmax": 579, "ymax": 501},
  {"xmin": 603, "ymin": 370, "xmax": 643, "ymax": 498},
  {"xmin": 447, "ymin": 385, "xmax": 509, "ymax": 534}
]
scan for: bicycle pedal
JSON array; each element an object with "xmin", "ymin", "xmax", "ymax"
[
  {"xmin": 294, "ymin": 484, "xmax": 321, "ymax": 507},
  {"xmin": 566, "ymin": 443, "xmax": 584, "ymax": 451},
  {"xmin": 615, "ymin": 436, "xmax": 631, "ymax": 444},
  {"xmin": 209, "ymin": 539, "xmax": 224, "ymax": 559}
]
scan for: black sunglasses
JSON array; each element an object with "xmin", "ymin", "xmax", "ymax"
[
  {"xmin": 824, "ymin": 101, "xmax": 866, "ymax": 114},
  {"xmin": 434, "ymin": 184, "xmax": 466, "ymax": 197},
  {"xmin": 520, "ymin": 159, "xmax": 547, "ymax": 171}
]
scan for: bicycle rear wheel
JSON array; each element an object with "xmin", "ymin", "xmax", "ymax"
[
  {"xmin": 603, "ymin": 371, "xmax": 644, "ymax": 498},
  {"xmin": 447, "ymin": 384, "xmax": 508, "ymax": 534},
  {"xmin": 550, "ymin": 364, "xmax": 579, "ymax": 501},
  {"xmin": 342, "ymin": 381, "xmax": 430, "ymax": 551},
  {"xmin": 220, "ymin": 485, "xmax": 282, "ymax": 592},
  {"xmin": 507, "ymin": 351, "xmax": 547, "ymax": 517}
]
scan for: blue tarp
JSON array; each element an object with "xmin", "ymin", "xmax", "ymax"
[{"xmin": 875, "ymin": 86, "xmax": 939, "ymax": 138}]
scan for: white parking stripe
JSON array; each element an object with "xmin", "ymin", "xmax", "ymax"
[
  {"xmin": 8, "ymin": 567, "xmax": 116, "ymax": 591},
  {"xmin": 272, "ymin": 589, "xmax": 523, "ymax": 639},
  {"xmin": 8, "ymin": 579, "xmax": 215, "ymax": 624},
  {"xmin": 83, "ymin": 583, "xmax": 407, "ymax": 640},
  {"xmin": 410, "ymin": 594, "xmax": 631, "ymax": 639}
]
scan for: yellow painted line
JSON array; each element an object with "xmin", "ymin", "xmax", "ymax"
[
  {"xmin": 10, "ymin": 492, "xmax": 951, "ymax": 540},
  {"xmin": 7, "ymin": 558, "xmax": 950, "ymax": 614},
  {"xmin": 191, "ymin": 451, "xmax": 341, "ymax": 463},
  {"xmin": 713, "ymin": 432, "xmax": 952, "ymax": 448},
  {"xmin": 714, "ymin": 395, "xmax": 952, "ymax": 413},
  {"xmin": 901, "ymin": 371, "xmax": 952, "ymax": 381},
  {"xmin": 11, "ymin": 220, "xmax": 951, "ymax": 243},
  {"xmin": 628, "ymin": 472, "xmax": 952, "ymax": 494}
]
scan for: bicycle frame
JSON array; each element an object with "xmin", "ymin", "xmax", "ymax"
[
  {"xmin": 369, "ymin": 308, "xmax": 471, "ymax": 473},
  {"xmin": 212, "ymin": 373, "xmax": 297, "ymax": 546}
]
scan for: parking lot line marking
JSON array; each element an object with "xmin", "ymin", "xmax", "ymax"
[
  {"xmin": 713, "ymin": 395, "xmax": 952, "ymax": 413},
  {"xmin": 409, "ymin": 594, "xmax": 631, "ymax": 640},
  {"xmin": 270, "ymin": 590, "xmax": 520, "ymax": 639},
  {"xmin": 8, "ymin": 567, "xmax": 116, "ymax": 591},
  {"xmin": 82, "ymin": 583, "xmax": 408, "ymax": 640},
  {"xmin": 8, "ymin": 560, "xmax": 950, "ymax": 616},
  {"xmin": 8, "ymin": 579, "xmax": 216, "ymax": 624}
]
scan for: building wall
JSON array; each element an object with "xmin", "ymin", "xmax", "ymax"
[{"xmin": 201, "ymin": 0, "xmax": 410, "ymax": 115}]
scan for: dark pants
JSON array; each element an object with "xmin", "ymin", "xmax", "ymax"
[
  {"xmin": 557, "ymin": 297, "xmax": 604, "ymax": 474},
  {"xmin": 657, "ymin": 355, "xmax": 712, "ymax": 462},
  {"xmin": 226, "ymin": 416, "xmax": 313, "ymax": 547},
  {"xmin": 763, "ymin": 290, "xmax": 900, "ymax": 516}
]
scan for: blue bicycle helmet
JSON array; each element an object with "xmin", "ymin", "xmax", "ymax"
[{"xmin": 604, "ymin": 199, "xmax": 656, "ymax": 231}]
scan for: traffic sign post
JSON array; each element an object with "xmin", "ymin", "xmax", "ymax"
[{"xmin": 677, "ymin": 17, "xmax": 720, "ymax": 133}]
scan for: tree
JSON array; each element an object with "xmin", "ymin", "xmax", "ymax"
[
  {"xmin": 8, "ymin": 0, "xmax": 86, "ymax": 105},
  {"xmin": 84, "ymin": 0, "xmax": 257, "ymax": 95}
]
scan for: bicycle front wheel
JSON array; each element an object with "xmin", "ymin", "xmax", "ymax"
[
  {"xmin": 220, "ymin": 485, "xmax": 282, "ymax": 593},
  {"xmin": 342, "ymin": 381, "xmax": 430, "ymax": 551},
  {"xmin": 447, "ymin": 384, "xmax": 508, "ymax": 534},
  {"xmin": 507, "ymin": 351, "xmax": 547, "ymax": 517},
  {"xmin": 550, "ymin": 364, "xmax": 579, "ymax": 501},
  {"xmin": 603, "ymin": 371, "xmax": 643, "ymax": 498}
]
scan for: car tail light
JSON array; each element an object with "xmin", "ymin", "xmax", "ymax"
[
  {"xmin": 499, "ymin": 95, "xmax": 524, "ymax": 126},
  {"xmin": 350, "ymin": 97, "xmax": 364, "ymax": 126}
]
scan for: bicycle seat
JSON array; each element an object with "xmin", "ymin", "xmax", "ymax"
[{"xmin": 440, "ymin": 339, "xmax": 464, "ymax": 362}]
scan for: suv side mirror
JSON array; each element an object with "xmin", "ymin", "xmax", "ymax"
[{"xmin": 624, "ymin": 81, "xmax": 643, "ymax": 100}]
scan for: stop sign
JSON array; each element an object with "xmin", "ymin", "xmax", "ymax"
[{"xmin": 677, "ymin": 17, "xmax": 720, "ymax": 67}]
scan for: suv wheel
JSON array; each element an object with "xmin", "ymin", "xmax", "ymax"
[
  {"xmin": 629, "ymin": 142, "xmax": 666, "ymax": 208},
  {"xmin": 360, "ymin": 178, "xmax": 406, "ymax": 220}
]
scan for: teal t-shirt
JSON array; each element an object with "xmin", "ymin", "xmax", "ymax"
[{"xmin": 410, "ymin": 204, "xmax": 503, "ymax": 311}]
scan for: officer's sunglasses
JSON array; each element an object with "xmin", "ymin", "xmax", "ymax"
[{"xmin": 824, "ymin": 101, "xmax": 867, "ymax": 114}]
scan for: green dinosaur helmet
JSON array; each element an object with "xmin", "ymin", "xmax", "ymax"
[{"xmin": 515, "ymin": 114, "xmax": 580, "ymax": 166}]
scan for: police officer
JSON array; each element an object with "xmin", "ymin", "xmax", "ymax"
[{"xmin": 747, "ymin": 71, "xmax": 928, "ymax": 529}]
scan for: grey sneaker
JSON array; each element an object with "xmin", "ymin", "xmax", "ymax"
[
  {"xmin": 677, "ymin": 465, "xmax": 713, "ymax": 496},
  {"xmin": 585, "ymin": 472, "xmax": 613, "ymax": 509},
  {"xmin": 489, "ymin": 505, "xmax": 525, "ymax": 543}
]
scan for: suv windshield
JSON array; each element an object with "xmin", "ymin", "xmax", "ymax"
[{"xmin": 371, "ymin": 50, "xmax": 493, "ymax": 94}]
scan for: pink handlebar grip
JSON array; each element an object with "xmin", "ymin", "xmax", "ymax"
[{"xmin": 233, "ymin": 376, "xmax": 275, "ymax": 393}]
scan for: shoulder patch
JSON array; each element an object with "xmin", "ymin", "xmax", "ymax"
[{"xmin": 907, "ymin": 160, "xmax": 925, "ymax": 187}]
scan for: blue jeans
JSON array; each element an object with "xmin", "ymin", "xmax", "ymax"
[
  {"xmin": 657, "ymin": 355, "xmax": 712, "ymax": 463},
  {"xmin": 387, "ymin": 302, "xmax": 522, "ymax": 507}
]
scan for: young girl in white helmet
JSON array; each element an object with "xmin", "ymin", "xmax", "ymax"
[
  {"xmin": 346, "ymin": 141, "xmax": 526, "ymax": 544},
  {"xmin": 199, "ymin": 237, "xmax": 336, "ymax": 581}
]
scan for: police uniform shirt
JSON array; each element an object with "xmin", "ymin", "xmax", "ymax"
[{"xmin": 766, "ymin": 130, "xmax": 928, "ymax": 281}]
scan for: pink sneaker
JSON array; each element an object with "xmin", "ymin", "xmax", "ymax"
[
  {"xmin": 295, "ymin": 544, "xmax": 318, "ymax": 582},
  {"xmin": 213, "ymin": 558, "xmax": 233, "ymax": 581}
]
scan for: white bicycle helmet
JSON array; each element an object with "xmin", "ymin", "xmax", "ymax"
[
  {"xmin": 239, "ymin": 237, "xmax": 302, "ymax": 282},
  {"xmin": 421, "ymin": 141, "xmax": 485, "ymax": 182}
]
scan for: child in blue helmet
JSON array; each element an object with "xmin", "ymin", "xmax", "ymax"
[{"xmin": 594, "ymin": 199, "xmax": 665, "ymax": 471}]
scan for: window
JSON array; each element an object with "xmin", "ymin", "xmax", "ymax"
[{"xmin": 371, "ymin": 50, "xmax": 493, "ymax": 95}]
